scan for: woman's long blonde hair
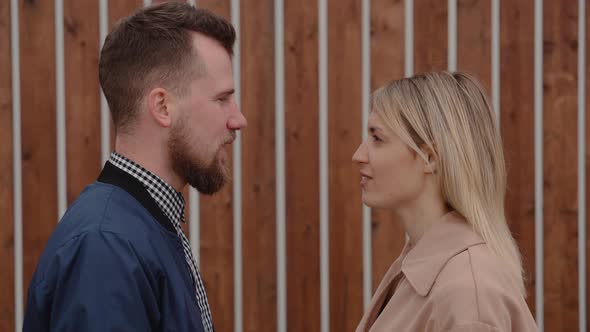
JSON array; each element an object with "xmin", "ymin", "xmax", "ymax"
[{"xmin": 372, "ymin": 71, "xmax": 525, "ymax": 296}]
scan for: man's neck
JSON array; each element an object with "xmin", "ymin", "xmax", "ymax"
[{"xmin": 115, "ymin": 137, "xmax": 185, "ymax": 191}]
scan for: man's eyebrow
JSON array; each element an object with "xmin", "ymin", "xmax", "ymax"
[{"xmin": 214, "ymin": 88, "xmax": 235, "ymax": 98}]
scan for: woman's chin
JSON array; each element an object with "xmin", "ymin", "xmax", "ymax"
[
  {"xmin": 362, "ymin": 193, "xmax": 397, "ymax": 210},
  {"xmin": 361, "ymin": 194, "xmax": 379, "ymax": 208}
]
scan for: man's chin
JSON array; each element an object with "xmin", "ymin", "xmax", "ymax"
[
  {"xmin": 188, "ymin": 180, "xmax": 224, "ymax": 195},
  {"xmin": 185, "ymin": 165, "xmax": 228, "ymax": 195},
  {"xmin": 216, "ymin": 150, "xmax": 231, "ymax": 178}
]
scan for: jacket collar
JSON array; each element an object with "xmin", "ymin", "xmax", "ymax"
[
  {"xmin": 401, "ymin": 211, "xmax": 485, "ymax": 296},
  {"xmin": 97, "ymin": 161, "xmax": 177, "ymax": 234}
]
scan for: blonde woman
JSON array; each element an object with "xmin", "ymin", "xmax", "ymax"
[{"xmin": 353, "ymin": 72, "xmax": 537, "ymax": 331}]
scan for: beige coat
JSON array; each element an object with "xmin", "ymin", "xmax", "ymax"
[{"xmin": 356, "ymin": 212, "xmax": 537, "ymax": 332}]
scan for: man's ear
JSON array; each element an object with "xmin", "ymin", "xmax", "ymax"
[{"xmin": 147, "ymin": 87, "xmax": 172, "ymax": 128}]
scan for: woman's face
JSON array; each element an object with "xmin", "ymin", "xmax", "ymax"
[{"xmin": 352, "ymin": 112, "xmax": 428, "ymax": 209}]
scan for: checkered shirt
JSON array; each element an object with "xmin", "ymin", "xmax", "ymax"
[{"xmin": 109, "ymin": 152, "xmax": 214, "ymax": 332}]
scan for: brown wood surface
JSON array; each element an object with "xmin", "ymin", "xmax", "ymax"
[
  {"xmin": 240, "ymin": 0, "xmax": 277, "ymax": 331},
  {"xmin": 369, "ymin": 0, "xmax": 407, "ymax": 294},
  {"xmin": 543, "ymin": 1, "xmax": 579, "ymax": 330},
  {"xmin": 65, "ymin": 0, "xmax": 102, "ymax": 204},
  {"xmin": 108, "ymin": 2, "xmax": 143, "ymax": 41},
  {"xmin": 500, "ymin": 0, "xmax": 536, "ymax": 315},
  {"xmin": 284, "ymin": 0, "xmax": 321, "ymax": 330},
  {"xmin": 587, "ymin": 0, "xmax": 590, "ymax": 325},
  {"xmin": 328, "ymin": 0, "xmax": 364, "ymax": 330},
  {"xmin": 457, "ymin": 0, "xmax": 491, "ymax": 91},
  {"xmin": 196, "ymin": 1, "xmax": 235, "ymax": 331},
  {"xmin": 19, "ymin": 0, "xmax": 58, "ymax": 306},
  {"xmin": 414, "ymin": 0, "xmax": 448, "ymax": 72},
  {"xmin": 0, "ymin": 1, "xmax": 14, "ymax": 330},
  {"xmin": 152, "ymin": 0, "xmax": 186, "ymax": 3}
]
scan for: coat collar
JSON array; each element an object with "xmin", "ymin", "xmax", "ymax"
[
  {"xmin": 97, "ymin": 161, "xmax": 177, "ymax": 234},
  {"xmin": 400, "ymin": 211, "xmax": 485, "ymax": 296}
]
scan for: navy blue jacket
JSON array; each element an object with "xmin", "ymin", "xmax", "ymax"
[{"xmin": 23, "ymin": 163, "xmax": 208, "ymax": 331}]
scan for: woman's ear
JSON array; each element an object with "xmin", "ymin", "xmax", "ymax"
[{"xmin": 422, "ymin": 145, "xmax": 437, "ymax": 174}]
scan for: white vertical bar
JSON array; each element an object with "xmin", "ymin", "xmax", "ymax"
[
  {"xmin": 405, "ymin": 0, "xmax": 413, "ymax": 77},
  {"xmin": 55, "ymin": 0, "xmax": 67, "ymax": 220},
  {"xmin": 231, "ymin": 0, "xmax": 243, "ymax": 331},
  {"xmin": 144, "ymin": 0, "xmax": 151, "ymax": 7},
  {"xmin": 274, "ymin": 0, "xmax": 287, "ymax": 330},
  {"xmin": 188, "ymin": 0, "xmax": 201, "ymax": 269},
  {"xmin": 578, "ymin": 0, "xmax": 586, "ymax": 331},
  {"xmin": 189, "ymin": 189, "xmax": 200, "ymax": 263},
  {"xmin": 361, "ymin": 0, "xmax": 372, "ymax": 311},
  {"xmin": 319, "ymin": 0, "xmax": 329, "ymax": 330},
  {"xmin": 11, "ymin": 0, "xmax": 23, "ymax": 330},
  {"xmin": 534, "ymin": 0, "xmax": 544, "ymax": 330},
  {"xmin": 99, "ymin": 0, "xmax": 109, "ymax": 165},
  {"xmin": 233, "ymin": 139, "xmax": 243, "ymax": 332},
  {"xmin": 448, "ymin": 0, "xmax": 457, "ymax": 72},
  {"xmin": 491, "ymin": 0, "xmax": 500, "ymax": 125}
]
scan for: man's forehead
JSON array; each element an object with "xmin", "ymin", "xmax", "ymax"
[
  {"xmin": 190, "ymin": 32, "xmax": 229, "ymax": 56},
  {"xmin": 192, "ymin": 45, "xmax": 231, "ymax": 73}
]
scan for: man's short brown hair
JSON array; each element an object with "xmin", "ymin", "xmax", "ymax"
[{"xmin": 99, "ymin": 3, "xmax": 235, "ymax": 133}]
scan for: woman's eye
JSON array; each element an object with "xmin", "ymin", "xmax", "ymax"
[{"xmin": 372, "ymin": 135, "xmax": 381, "ymax": 142}]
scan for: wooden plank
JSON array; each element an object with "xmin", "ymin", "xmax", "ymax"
[
  {"xmin": 587, "ymin": 0, "xmax": 590, "ymax": 324},
  {"xmin": 64, "ymin": 0, "xmax": 101, "ymax": 204},
  {"xmin": 152, "ymin": 0, "xmax": 186, "ymax": 4},
  {"xmin": 414, "ymin": 0, "xmax": 447, "ymax": 72},
  {"xmin": 284, "ymin": 0, "xmax": 320, "ymax": 330},
  {"xmin": 196, "ymin": 0, "xmax": 229, "ymax": 13},
  {"xmin": 196, "ymin": 1, "xmax": 235, "ymax": 331},
  {"xmin": 19, "ymin": 0, "xmax": 57, "ymax": 302},
  {"xmin": 500, "ymin": 0, "xmax": 536, "ymax": 313},
  {"xmin": 107, "ymin": 1, "xmax": 142, "ymax": 59},
  {"xmin": 240, "ymin": 0, "xmax": 277, "ymax": 331},
  {"xmin": 0, "ymin": 1, "xmax": 14, "ymax": 330},
  {"xmin": 328, "ymin": 0, "xmax": 363, "ymax": 330},
  {"xmin": 457, "ymin": 0, "xmax": 491, "ymax": 92},
  {"xmin": 543, "ymin": 1, "xmax": 579, "ymax": 330},
  {"xmin": 369, "ymin": 0, "xmax": 406, "ymax": 293}
]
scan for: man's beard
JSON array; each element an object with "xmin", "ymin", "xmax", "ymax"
[{"xmin": 169, "ymin": 122, "xmax": 229, "ymax": 195}]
